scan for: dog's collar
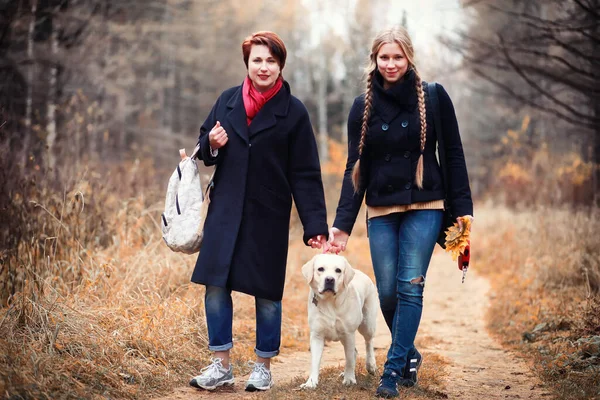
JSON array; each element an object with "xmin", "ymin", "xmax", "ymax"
[{"xmin": 312, "ymin": 294, "xmax": 319, "ymax": 306}]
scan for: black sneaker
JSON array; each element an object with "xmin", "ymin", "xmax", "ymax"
[
  {"xmin": 376, "ymin": 369, "xmax": 400, "ymax": 398},
  {"xmin": 399, "ymin": 348, "xmax": 422, "ymax": 387}
]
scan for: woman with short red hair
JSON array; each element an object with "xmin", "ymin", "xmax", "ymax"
[{"xmin": 188, "ymin": 31, "xmax": 329, "ymax": 392}]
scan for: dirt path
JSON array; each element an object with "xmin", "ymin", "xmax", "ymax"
[
  {"xmin": 419, "ymin": 252, "xmax": 552, "ymax": 399},
  {"xmin": 156, "ymin": 252, "xmax": 552, "ymax": 400}
]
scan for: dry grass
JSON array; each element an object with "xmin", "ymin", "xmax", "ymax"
[
  {"xmin": 1, "ymin": 159, "xmax": 216, "ymax": 399},
  {"xmin": 473, "ymin": 202, "xmax": 600, "ymax": 399},
  {"xmin": 0, "ymin": 153, "xmax": 403, "ymax": 399},
  {"xmin": 11, "ymin": 141, "xmax": 599, "ymax": 399},
  {"xmin": 266, "ymin": 350, "xmax": 450, "ymax": 400},
  {"xmin": 0, "ymin": 149, "xmax": 455, "ymax": 399}
]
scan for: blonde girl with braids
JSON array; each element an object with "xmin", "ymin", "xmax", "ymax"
[{"xmin": 329, "ymin": 27, "xmax": 473, "ymax": 398}]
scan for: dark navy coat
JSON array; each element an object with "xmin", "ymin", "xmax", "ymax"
[
  {"xmin": 191, "ymin": 81, "xmax": 328, "ymax": 301},
  {"xmin": 334, "ymin": 70, "xmax": 473, "ymax": 234}
]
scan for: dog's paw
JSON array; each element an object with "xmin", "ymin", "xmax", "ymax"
[
  {"xmin": 300, "ymin": 379, "xmax": 318, "ymax": 389},
  {"xmin": 366, "ymin": 361, "xmax": 377, "ymax": 375},
  {"xmin": 342, "ymin": 375, "xmax": 356, "ymax": 386}
]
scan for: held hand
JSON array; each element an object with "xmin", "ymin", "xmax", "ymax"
[
  {"xmin": 328, "ymin": 227, "xmax": 349, "ymax": 254},
  {"xmin": 308, "ymin": 235, "xmax": 330, "ymax": 253},
  {"xmin": 208, "ymin": 121, "xmax": 228, "ymax": 150},
  {"xmin": 457, "ymin": 215, "xmax": 474, "ymax": 231}
]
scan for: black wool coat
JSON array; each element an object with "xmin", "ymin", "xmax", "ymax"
[
  {"xmin": 192, "ymin": 81, "xmax": 328, "ymax": 301},
  {"xmin": 334, "ymin": 70, "xmax": 473, "ymax": 234}
]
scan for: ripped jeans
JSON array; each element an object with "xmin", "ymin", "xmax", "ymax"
[{"xmin": 368, "ymin": 210, "xmax": 442, "ymax": 375}]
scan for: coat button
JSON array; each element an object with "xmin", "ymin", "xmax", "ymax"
[
  {"xmin": 401, "ymin": 120, "xmax": 409, "ymax": 128},
  {"xmin": 382, "ymin": 123, "xmax": 389, "ymax": 131},
  {"xmin": 405, "ymin": 183, "xmax": 411, "ymax": 190},
  {"xmin": 385, "ymin": 154, "xmax": 391, "ymax": 162},
  {"xmin": 404, "ymin": 151, "xmax": 410, "ymax": 158},
  {"xmin": 387, "ymin": 185, "xmax": 394, "ymax": 192},
  {"xmin": 249, "ymin": 143, "xmax": 252, "ymax": 147}
]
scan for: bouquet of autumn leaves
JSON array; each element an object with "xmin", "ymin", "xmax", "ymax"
[{"xmin": 444, "ymin": 216, "xmax": 472, "ymax": 260}]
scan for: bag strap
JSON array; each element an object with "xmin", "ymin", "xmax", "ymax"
[
  {"xmin": 427, "ymin": 82, "xmax": 449, "ymax": 209},
  {"xmin": 178, "ymin": 144, "xmax": 216, "ymax": 202},
  {"xmin": 204, "ymin": 168, "xmax": 216, "ymax": 202},
  {"xmin": 190, "ymin": 143, "xmax": 201, "ymax": 160}
]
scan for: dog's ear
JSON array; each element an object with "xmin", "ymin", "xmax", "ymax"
[
  {"xmin": 301, "ymin": 256, "xmax": 316, "ymax": 284},
  {"xmin": 342, "ymin": 257, "xmax": 355, "ymax": 287}
]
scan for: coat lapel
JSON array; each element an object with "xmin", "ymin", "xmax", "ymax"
[
  {"xmin": 248, "ymin": 81, "xmax": 291, "ymax": 138},
  {"xmin": 226, "ymin": 86, "xmax": 249, "ymax": 144}
]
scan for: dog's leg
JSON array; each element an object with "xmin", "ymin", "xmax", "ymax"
[
  {"xmin": 359, "ymin": 321, "xmax": 377, "ymax": 375},
  {"xmin": 300, "ymin": 333, "xmax": 324, "ymax": 389},
  {"xmin": 340, "ymin": 334, "xmax": 357, "ymax": 385},
  {"xmin": 363, "ymin": 333, "xmax": 376, "ymax": 375},
  {"xmin": 359, "ymin": 290, "xmax": 378, "ymax": 375}
]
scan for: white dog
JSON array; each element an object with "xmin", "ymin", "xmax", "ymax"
[{"xmin": 300, "ymin": 253, "xmax": 378, "ymax": 388}]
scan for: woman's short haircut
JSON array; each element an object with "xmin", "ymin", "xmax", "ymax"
[{"xmin": 242, "ymin": 31, "xmax": 287, "ymax": 70}]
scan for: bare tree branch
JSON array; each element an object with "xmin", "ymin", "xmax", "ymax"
[
  {"xmin": 487, "ymin": 3, "xmax": 595, "ymax": 30},
  {"xmin": 508, "ymin": 47, "xmax": 598, "ymax": 80},
  {"xmin": 453, "ymin": 30, "xmax": 599, "ymax": 84},
  {"xmin": 471, "ymin": 67, "xmax": 596, "ymax": 130},
  {"xmin": 573, "ymin": 0, "xmax": 600, "ymax": 19},
  {"xmin": 499, "ymin": 35, "xmax": 599, "ymax": 124}
]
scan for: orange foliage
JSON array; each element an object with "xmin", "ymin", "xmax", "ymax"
[
  {"xmin": 322, "ymin": 138, "xmax": 347, "ymax": 176},
  {"xmin": 491, "ymin": 116, "xmax": 597, "ymax": 206},
  {"xmin": 443, "ymin": 216, "xmax": 472, "ymax": 261}
]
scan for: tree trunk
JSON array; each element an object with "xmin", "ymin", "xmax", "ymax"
[
  {"xmin": 161, "ymin": 0, "xmax": 176, "ymax": 136},
  {"xmin": 46, "ymin": 20, "xmax": 59, "ymax": 175},
  {"xmin": 22, "ymin": 0, "xmax": 38, "ymax": 169},
  {"xmin": 593, "ymin": 0, "xmax": 600, "ymax": 206},
  {"xmin": 317, "ymin": 42, "xmax": 328, "ymax": 162},
  {"xmin": 99, "ymin": 0, "xmax": 110, "ymax": 161}
]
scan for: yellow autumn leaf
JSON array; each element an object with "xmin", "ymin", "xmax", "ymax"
[{"xmin": 444, "ymin": 216, "xmax": 471, "ymax": 261}]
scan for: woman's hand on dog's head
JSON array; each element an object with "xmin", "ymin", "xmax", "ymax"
[{"xmin": 328, "ymin": 227, "xmax": 349, "ymax": 254}]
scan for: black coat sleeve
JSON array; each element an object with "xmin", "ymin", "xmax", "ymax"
[
  {"xmin": 197, "ymin": 96, "xmax": 223, "ymax": 166},
  {"xmin": 333, "ymin": 97, "xmax": 367, "ymax": 235},
  {"xmin": 437, "ymin": 84, "xmax": 473, "ymax": 218},
  {"xmin": 288, "ymin": 100, "xmax": 329, "ymax": 245}
]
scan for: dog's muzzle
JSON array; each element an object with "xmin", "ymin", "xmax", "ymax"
[{"xmin": 321, "ymin": 276, "xmax": 336, "ymax": 294}]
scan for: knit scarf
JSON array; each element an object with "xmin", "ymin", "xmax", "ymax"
[{"xmin": 242, "ymin": 76, "xmax": 283, "ymax": 125}]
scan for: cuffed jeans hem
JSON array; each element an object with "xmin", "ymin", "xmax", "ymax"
[
  {"xmin": 255, "ymin": 348, "xmax": 279, "ymax": 358},
  {"xmin": 208, "ymin": 342, "xmax": 233, "ymax": 352}
]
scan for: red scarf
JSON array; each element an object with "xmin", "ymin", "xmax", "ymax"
[{"xmin": 242, "ymin": 76, "xmax": 283, "ymax": 125}]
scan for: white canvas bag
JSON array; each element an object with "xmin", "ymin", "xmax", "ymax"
[{"xmin": 161, "ymin": 145, "xmax": 213, "ymax": 254}]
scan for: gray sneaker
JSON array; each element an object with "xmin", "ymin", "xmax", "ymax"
[
  {"xmin": 245, "ymin": 362, "xmax": 274, "ymax": 392},
  {"xmin": 189, "ymin": 358, "xmax": 234, "ymax": 390}
]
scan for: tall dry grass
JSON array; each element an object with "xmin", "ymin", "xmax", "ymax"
[
  {"xmin": 0, "ymin": 138, "xmax": 380, "ymax": 399},
  {"xmin": 3, "ymin": 132, "xmax": 597, "ymax": 399},
  {"xmin": 472, "ymin": 116, "xmax": 600, "ymax": 398},
  {"xmin": 473, "ymin": 203, "xmax": 600, "ymax": 399},
  {"xmin": 486, "ymin": 116, "xmax": 597, "ymax": 207},
  {"xmin": 1, "ymin": 155, "xmax": 218, "ymax": 398}
]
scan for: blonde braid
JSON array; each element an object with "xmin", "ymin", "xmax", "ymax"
[
  {"xmin": 413, "ymin": 68, "xmax": 427, "ymax": 189},
  {"xmin": 351, "ymin": 71, "xmax": 375, "ymax": 192}
]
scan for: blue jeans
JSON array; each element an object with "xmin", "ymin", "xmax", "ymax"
[
  {"xmin": 368, "ymin": 210, "xmax": 442, "ymax": 375},
  {"xmin": 204, "ymin": 285, "xmax": 282, "ymax": 358}
]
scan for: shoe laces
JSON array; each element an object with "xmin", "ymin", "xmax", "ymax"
[
  {"xmin": 201, "ymin": 357, "xmax": 227, "ymax": 378},
  {"xmin": 248, "ymin": 361, "xmax": 270, "ymax": 380}
]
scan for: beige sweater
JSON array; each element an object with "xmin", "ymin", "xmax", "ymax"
[{"xmin": 367, "ymin": 199, "xmax": 445, "ymax": 220}]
